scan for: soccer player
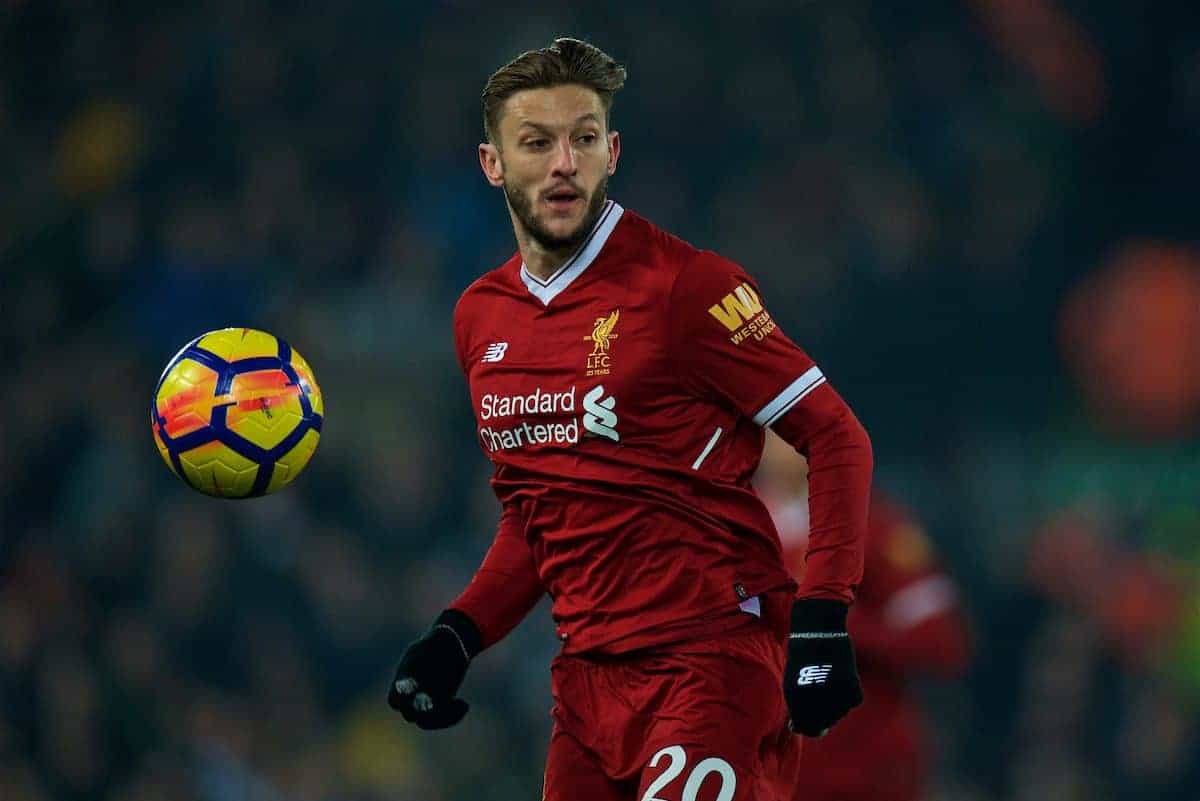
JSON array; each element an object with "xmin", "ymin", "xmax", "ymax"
[
  {"xmin": 756, "ymin": 433, "xmax": 970, "ymax": 801},
  {"xmin": 387, "ymin": 38, "xmax": 874, "ymax": 801}
]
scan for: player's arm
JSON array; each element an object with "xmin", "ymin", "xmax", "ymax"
[
  {"xmin": 448, "ymin": 501, "xmax": 545, "ymax": 648},
  {"xmin": 669, "ymin": 252, "xmax": 872, "ymax": 737},
  {"xmin": 445, "ymin": 300, "xmax": 546, "ymax": 648},
  {"xmin": 387, "ymin": 296, "xmax": 547, "ymax": 729},
  {"xmin": 770, "ymin": 383, "xmax": 872, "ymax": 604},
  {"xmin": 764, "ymin": 366, "xmax": 873, "ymax": 737},
  {"xmin": 386, "ymin": 507, "xmax": 544, "ymax": 729}
]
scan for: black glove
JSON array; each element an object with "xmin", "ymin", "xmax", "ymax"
[
  {"xmin": 387, "ymin": 609, "xmax": 482, "ymax": 730},
  {"xmin": 783, "ymin": 599, "xmax": 863, "ymax": 737}
]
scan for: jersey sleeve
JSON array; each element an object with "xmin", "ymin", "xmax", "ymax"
[
  {"xmin": 667, "ymin": 251, "xmax": 825, "ymax": 423},
  {"xmin": 670, "ymin": 251, "xmax": 872, "ymax": 604},
  {"xmin": 449, "ymin": 502, "xmax": 545, "ymax": 650},
  {"xmin": 771, "ymin": 384, "xmax": 872, "ymax": 603}
]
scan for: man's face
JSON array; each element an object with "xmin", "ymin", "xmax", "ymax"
[{"xmin": 480, "ymin": 84, "xmax": 620, "ymax": 252}]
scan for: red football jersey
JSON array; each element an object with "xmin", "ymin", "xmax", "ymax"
[{"xmin": 451, "ymin": 201, "xmax": 860, "ymax": 655}]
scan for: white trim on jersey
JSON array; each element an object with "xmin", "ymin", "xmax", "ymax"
[
  {"xmin": 691, "ymin": 426, "xmax": 724, "ymax": 470},
  {"xmin": 520, "ymin": 200, "xmax": 624, "ymax": 305},
  {"xmin": 752, "ymin": 366, "xmax": 826, "ymax": 427}
]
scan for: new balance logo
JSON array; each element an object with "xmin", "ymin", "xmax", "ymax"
[
  {"xmin": 796, "ymin": 665, "xmax": 833, "ymax": 686},
  {"xmin": 482, "ymin": 342, "xmax": 508, "ymax": 363},
  {"xmin": 582, "ymin": 385, "xmax": 619, "ymax": 442},
  {"xmin": 708, "ymin": 282, "xmax": 764, "ymax": 332}
]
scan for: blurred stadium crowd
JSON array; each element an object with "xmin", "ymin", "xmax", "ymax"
[{"xmin": 3, "ymin": 2, "xmax": 1200, "ymax": 799}]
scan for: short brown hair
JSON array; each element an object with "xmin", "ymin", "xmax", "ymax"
[{"xmin": 482, "ymin": 38, "xmax": 627, "ymax": 144}]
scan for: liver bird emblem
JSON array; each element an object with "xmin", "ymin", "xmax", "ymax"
[{"xmin": 586, "ymin": 310, "xmax": 620, "ymax": 354}]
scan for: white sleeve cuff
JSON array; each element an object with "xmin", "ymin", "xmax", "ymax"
[{"xmin": 752, "ymin": 366, "xmax": 826, "ymax": 427}]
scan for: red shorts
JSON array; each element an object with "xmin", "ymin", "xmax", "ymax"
[{"xmin": 543, "ymin": 618, "xmax": 803, "ymax": 801}]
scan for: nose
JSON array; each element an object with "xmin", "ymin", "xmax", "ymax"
[{"xmin": 550, "ymin": 137, "xmax": 577, "ymax": 177}]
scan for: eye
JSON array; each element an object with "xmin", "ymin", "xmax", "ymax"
[
  {"xmin": 524, "ymin": 138, "xmax": 550, "ymax": 150},
  {"xmin": 578, "ymin": 133, "xmax": 598, "ymax": 145}
]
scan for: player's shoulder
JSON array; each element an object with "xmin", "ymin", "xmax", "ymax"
[
  {"xmin": 616, "ymin": 208, "xmax": 697, "ymax": 267},
  {"xmin": 454, "ymin": 252, "xmax": 523, "ymax": 324},
  {"xmin": 617, "ymin": 208, "xmax": 747, "ymax": 291}
]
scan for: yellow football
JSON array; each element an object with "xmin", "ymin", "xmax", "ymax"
[{"xmin": 150, "ymin": 328, "xmax": 324, "ymax": 498}]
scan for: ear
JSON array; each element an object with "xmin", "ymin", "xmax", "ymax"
[
  {"xmin": 479, "ymin": 142, "xmax": 505, "ymax": 187},
  {"xmin": 606, "ymin": 131, "xmax": 621, "ymax": 176}
]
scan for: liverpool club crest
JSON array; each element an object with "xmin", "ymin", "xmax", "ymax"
[{"xmin": 584, "ymin": 310, "xmax": 619, "ymax": 377}]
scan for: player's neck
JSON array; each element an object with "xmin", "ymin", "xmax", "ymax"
[
  {"xmin": 515, "ymin": 228, "xmax": 576, "ymax": 282},
  {"xmin": 521, "ymin": 247, "xmax": 574, "ymax": 281}
]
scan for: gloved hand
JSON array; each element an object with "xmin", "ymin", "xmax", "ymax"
[
  {"xmin": 783, "ymin": 598, "xmax": 863, "ymax": 736},
  {"xmin": 387, "ymin": 609, "xmax": 481, "ymax": 730}
]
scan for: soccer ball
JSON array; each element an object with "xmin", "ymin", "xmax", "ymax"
[{"xmin": 150, "ymin": 328, "xmax": 324, "ymax": 498}]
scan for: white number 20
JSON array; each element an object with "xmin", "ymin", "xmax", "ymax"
[{"xmin": 640, "ymin": 745, "xmax": 737, "ymax": 801}]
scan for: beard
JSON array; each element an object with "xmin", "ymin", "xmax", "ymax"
[{"xmin": 504, "ymin": 175, "xmax": 609, "ymax": 253}]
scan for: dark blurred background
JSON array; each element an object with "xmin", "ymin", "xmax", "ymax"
[{"xmin": 3, "ymin": 2, "xmax": 1200, "ymax": 799}]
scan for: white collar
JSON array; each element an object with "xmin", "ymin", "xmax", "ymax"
[{"xmin": 520, "ymin": 200, "xmax": 624, "ymax": 305}]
